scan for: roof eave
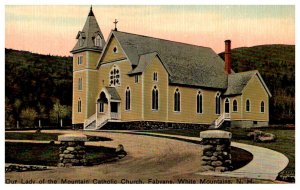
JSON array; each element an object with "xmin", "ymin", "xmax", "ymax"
[{"xmin": 70, "ymin": 48, "xmax": 102, "ymax": 54}]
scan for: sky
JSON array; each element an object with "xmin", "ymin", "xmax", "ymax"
[{"xmin": 5, "ymin": 5, "xmax": 295, "ymax": 56}]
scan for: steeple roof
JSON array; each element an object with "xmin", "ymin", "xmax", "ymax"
[{"xmin": 71, "ymin": 6, "xmax": 105, "ymax": 53}]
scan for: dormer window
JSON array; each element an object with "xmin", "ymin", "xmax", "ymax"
[
  {"xmin": 79, "ymin": 38, "xmax": 84, "ymax": 47},
  {"xmin": 95, "ymin": 35, "xmax": 101, "ymax": 47}
]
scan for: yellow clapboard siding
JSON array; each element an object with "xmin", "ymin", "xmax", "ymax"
[
  {"xmin": 241, "ymin": 75, "xmax": 269, "ymax": 121},
  {"xmin": 143, "ymin": 56, "xmax": 168, "ymax": 121},
  {"xmin": 167, "ymin": 86, "xmax": 220, "ymax": 124},
  {"xmin": 101, "ymin": 36, "xmax": 127, "ymax": 63}
]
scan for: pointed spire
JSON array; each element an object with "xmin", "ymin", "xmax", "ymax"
[
  {"xmin": 88, "ymin": 5, "xmax": 94, "ymax": 16},
  {"xmin": 71, "ymin": 6, "xmax": 106, "ymax": 53}
]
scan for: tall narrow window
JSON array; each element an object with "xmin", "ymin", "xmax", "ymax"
[
  {"xmin": 78, "ymin": 78, "xmax": 82, "ymax": 90},
  {"xmin": 135, "ymin": 75, "xmax": 139, "ymax": 83},
  {"xmin": 95, "ymin": 35, "xmax": 101, "ymax": 47},
  {"xmin": 153, "ymin": 72, "xmax": 158, "ymax": 81},
  {"xmin": 125, "ymin": 87, "xmax": 131, "ymax": 110},
  {"xmin": 197, "ymin": 91, "xmax": 203, "ymax": 113},
  {"xmin": 152, "ymin": 86, "xmax": 159, "ymax": 110},
  {"xmin": 246, "ymin": 99, "xmax": 251, "ymax": 112},
  {"xmin": 233, "ymin": 100, "xmax": 238, "ymax": 112},
  {"xmin": 225, "ymin": 98, "xmax": 230, "ymax": 113},
  {"xmin": 261, "ymin": 101, "xmax": 265, "ymax": 113},
  {"xmin": 109, "ymin": 65, "xmax": 121, "ymax": 86},
  {"xmin": 78, "ymin": 56, "xmax": 83, "ymax": 65},
  {"xmin": 78, "ymin": 98, "xmax": 81, "ymax": 113},
  {"xmin": 215, "ymin": 93, "xmax": 221, "ymax": 115},
  {"xmin": 174, "ymin": 88, "xmax": 181, "ymax": 112},
  {"xmin": 99, "ymin": 102, "xmax": 104, "ymax": 113}
]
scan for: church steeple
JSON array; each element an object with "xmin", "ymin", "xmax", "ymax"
[
  {"xmin": 70, "ymin": 6, "xmax": 106, "ymax": 54},
  {"xmin": 88, "ymin": 5, "xmax": 94, "ymax": 16}
]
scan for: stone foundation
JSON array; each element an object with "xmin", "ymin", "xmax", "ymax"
[
  {"xmin": 57, "ymin": 134, "xmax": 87, "ymax": 167},
  {"xmin": 231, "ymin": 120, "xmax": 269, "ymax": 128},
  {"xmin": 200, "ymin": 130, "xmax": 232, "ymax": 172},
  {"xmin": 102, "ymin": 121, "xmax": 209, "ymax": 130}
]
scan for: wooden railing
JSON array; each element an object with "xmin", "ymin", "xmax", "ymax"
[
  {"xmin": 96, "ymin": 114, "xmax": 110, "ymax": 129},
  {"xmin": 110, "ymin": 112, "xmax": 120, "ymax": 120},
  {"xmin": 214, "ymin": 113, "xmax": 231, "ymax": 128},
  {"xmin": 84, "ymin": 113, "xmax": 96, "ymax": 129},
  {"xmin": 84, "ymin": 111, "xmax": 121, "ymax": 130}
]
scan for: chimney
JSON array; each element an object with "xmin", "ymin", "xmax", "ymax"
[{"xmin": 224, "ymin": 40, "xmax": 232, "ymax": 74}]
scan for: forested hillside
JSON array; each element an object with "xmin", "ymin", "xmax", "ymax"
[
  {"xmin": 5, "ymin": 44, "xmax": 295, "ymax": 128},
  {"xmin": 219, "ymin": 44, "xmax": 295, "ymax": 124},
  {"xmin": 5, "ymin": 49, "xmax": 73, "ymax": 128}
]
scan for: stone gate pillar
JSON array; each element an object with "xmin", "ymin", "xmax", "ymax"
[
  {"xmin": 200, "ymin": 130, "xmax": 232, "ymax": 172},
  {"xmin": 58, "ymin": 134, "xmax": 87, "ymax": 167}
]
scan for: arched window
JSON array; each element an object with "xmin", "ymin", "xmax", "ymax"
[
  {"xmin": 109, "ymin": 65, "xmax": 121, "ymax": 86},
  {"xmin": 174, "ymin": 88, "xmax": 181, "ymax": 112},
  {"xmin": 152, "ymin": 86, "xmax": 159, "ymax": 110},
  {"xmin": 95, "ymin": 35, "xmax": 101, "ymax": 47},
  {"xmin": 197, "ymin": 91, "xmax": 203, "ymax": 113},
  {"xmin": 261, "ymin": 101, "xmax": 265, "ymax": 113},
  {"xmin": 225, "ymin": 98, "xmax": 230, "ymax": 113},
  {"xmin": 246, "ymin": 99, "xmax": 251, "ymax": 112},
  {"xmin": 78, "ymin": 98, "xmax": 81, "ymax": 113},
  {"xmin": 215, "ymin": 93, "xmax": 221, "ymax": 115},
  {"xmin": 125, "ymin": 87, "xmax": 131, "ymax": 110},
  {"xmin": 233, "ymin": 100, "xmax": 238, "ymax": 112}
]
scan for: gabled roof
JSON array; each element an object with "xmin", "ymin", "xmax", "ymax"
[
  {"xmin": 105, "ymin": 87, "xmax": 121, "ymax": 101},
  {"xmin": 71, "ymin": 7, "xmax": 105, "ymax": 53},
  {"xmin": 224, "ymin": 70, "xmax": 272, "ymax": 97},
  {"xmin": 110, "ymin": 31, "xmax": 228, "ymax": 89},
  {"xmin": 128, "ymin": 52, "xmax": 171, "ymax": 75}
]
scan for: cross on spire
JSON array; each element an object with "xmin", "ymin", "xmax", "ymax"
[{"xmin": 113, "ymin": 19, "xmax": 118, "ymax": 31}]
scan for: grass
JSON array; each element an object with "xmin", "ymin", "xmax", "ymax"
[
  {"xmin": 141, "ymin": 128, "xmax": 295, "ymax": 180},
  {"xmin": 5, "ymin": 132, "xmax": 62, "ymax": 141},
  {"xmin": 5, "ymin": 142, "xmax": 118, "ymax": 166},
  {"xmin": 5, "ymin": 132, "xmax": 112, "ymax": 142},
  {"xmin": 230, "ymin": 128, "xmax": 295, "ymax": 181}
]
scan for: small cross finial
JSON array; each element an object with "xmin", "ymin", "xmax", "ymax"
[{"xmin": 113, "ymin": 19, "xmax": 118, "ymax": 31}]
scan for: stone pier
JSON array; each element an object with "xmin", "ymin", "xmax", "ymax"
[
  {"xmin": 57, "ymin": 134, "xmax": 87, "ymax": 167},
  {"xmin": 200, "ymin": 130, "xmax": 232, "ymax": 172}
]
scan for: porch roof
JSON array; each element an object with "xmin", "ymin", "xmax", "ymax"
[{"xmin": 105, "ymin": 87, "xmax": 121, "ymax": 101}]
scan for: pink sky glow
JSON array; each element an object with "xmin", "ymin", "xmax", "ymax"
[{"xmin": 5, "ymin": 5, "xmax": 295, "ymax": 56}]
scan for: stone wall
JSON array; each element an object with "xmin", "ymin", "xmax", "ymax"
[
  {"xmin": 200, "ymin": 130, "xmax": 232, "ymax": 172},
  {"xmin": 102, "ymin": 121, "xmax": 209, "ymax": 130},
  {"xmin": 58, "ymin": 134, "xmax": 87, "ymax": 167}
]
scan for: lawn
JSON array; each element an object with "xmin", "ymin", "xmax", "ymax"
[
  {"xmin": 5, "ymin": 132, "xmax": 112, "ymax": 142},
  {"xmin": 5, "ymin": 142, "xmax": 119, "ymax": 166},
  {"xmin": 141, "ymin": 127, "xmax": 295, "ymax": 181}
]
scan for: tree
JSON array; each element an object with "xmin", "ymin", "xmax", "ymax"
[
  {"xmin": 50, "ymin": 101, "xmax": 71, "ymax": 127},
  {"xmin": 13, "ymin": 99, "xmax": 22, "ymax": 128},
  {"xmin": 37, "ymin": 103, "xmax": 47, "ymax": 127},
  {"xmin": 20, "ymin": 108, "xmax": 38, "ymax": 127}
]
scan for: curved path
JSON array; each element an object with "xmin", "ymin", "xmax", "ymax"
[
  {"xmin": 5, "ymin": 130, "xmax": 288, "ymax": 183},
  {"xmin": 104, "ymin": 130, "xmax": 289, "ymax": 180}
]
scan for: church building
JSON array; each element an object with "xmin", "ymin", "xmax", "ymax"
[{"xmin": 71, "ymin": 7, "xmax": 272, "ymax": 130}]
